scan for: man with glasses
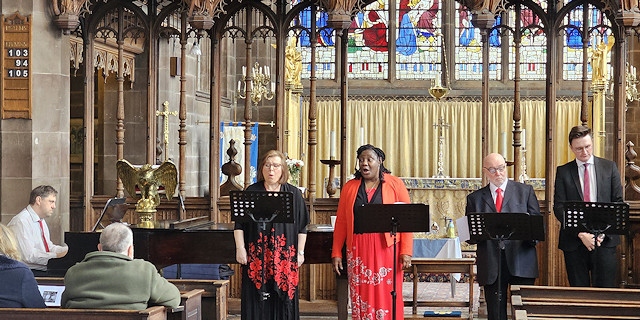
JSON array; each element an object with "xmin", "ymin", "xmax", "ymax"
[
  {"xmin": 554, "ymin": 125, "xmax": 623, "ymax": 287},
  {"xmin": 465, "ymin": 153, "xmax": 541, "ymax": 320}
]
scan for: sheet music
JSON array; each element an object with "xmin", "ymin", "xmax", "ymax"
[{"xmin": 455, "ymin": 216, "xmax": 470, "ymax": 243}]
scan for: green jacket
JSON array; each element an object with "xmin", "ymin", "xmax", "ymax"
[{"xmin": 62, "ymin": 251, "xmax": 180, "ymax": 310}]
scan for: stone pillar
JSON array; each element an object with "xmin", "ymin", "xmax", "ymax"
[{"xmin": 0, "ymin": 0, "xmax": 70, "ymax": 245}]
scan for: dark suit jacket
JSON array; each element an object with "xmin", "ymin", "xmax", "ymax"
[
  {"xmin": 465, "ymin": 180, "xmax": 541, "ymax": 286},
  {"xmin": 553, "ymin": 157, "xmax": 623, "ymax": 251}
]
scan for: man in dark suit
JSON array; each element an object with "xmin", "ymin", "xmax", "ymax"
[
  {"xmin": 554, "ymin": 125, "xmax": 623, "ymax": 287},
  {"xmin": 466, "ymin": 153, "xmax": 540, "ymax": 320}
]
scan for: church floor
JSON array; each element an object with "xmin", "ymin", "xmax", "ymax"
[{"xmin": 227, "ymin": 281, "xmax": 484, "ymax": 319}]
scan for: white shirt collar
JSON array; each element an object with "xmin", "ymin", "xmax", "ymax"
[{"xmin": 576, "ymin": 156, "xmax": 594, "ymax": 168}]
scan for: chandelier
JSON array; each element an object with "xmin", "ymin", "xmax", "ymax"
[{"xmin": 237, "ymin": 62, "xmax": 275, "ymax": 106}]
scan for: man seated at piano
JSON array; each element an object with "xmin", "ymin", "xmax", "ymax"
[
  {"xmin": 8, "ymin": 185, "xmax": 68, "ymax": 276},
  {"xmin": 61, "ymin": 222, "xmax": 181, "ymax": 310}
]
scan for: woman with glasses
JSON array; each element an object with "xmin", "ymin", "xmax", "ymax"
[
  {"xmin": 233, "ymin": 150, "xmax": 309, "ymax": 320},
  {"xmin": 331, "ymin": 144, "xmax": 413, "ymax": 320}
]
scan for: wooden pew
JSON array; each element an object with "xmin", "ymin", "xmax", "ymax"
[
  {"xmin": 0, "ymin": 305, "xmax": 167, "ymax": 320},
  {"xmin": 513, "ymin": 309, "xmax": 640, "ymax": 320},
  {"xmin": 510, "ymin": 285, "xmax": 640, "ymax": 318},
  {"xmin": 169, "ymin": 289, "xmax": 204, "ymax": 320},
  {"xmin": 36, "ymin": 277, "xmax": 226, "ymax": 320},
  {"xmin": 170, "ymin": 279, "xmax": 229, "ymax": 320},
  {"xmin": 510, "ymin": 284, "xmax": 640, "ymax": 305}
]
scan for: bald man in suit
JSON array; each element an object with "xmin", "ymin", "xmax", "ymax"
[
  {"xmin": 554, "ymin": 125, "xmax": 623, "ymax": 287},
  {"xmin": 465, "ymin": 153, "xmax": 541, "ymax": 320}
]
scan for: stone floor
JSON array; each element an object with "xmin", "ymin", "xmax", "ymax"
[{"xmin": 227, "ymin": 281, "xmax": 483, "ymax": 319}]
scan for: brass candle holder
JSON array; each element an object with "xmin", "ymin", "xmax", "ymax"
[{"xmin": 320, "ymin": 159, "xmax": 340, "ymax": 198}]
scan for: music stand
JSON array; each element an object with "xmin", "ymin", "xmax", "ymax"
[
  {"xmin": 562, "ymin": 201, "xmax": 629, "ymax": 282},
  {"xmin": 229, "ymin": 190, "xmax": 295, "ymax": 302},
  {"xmin": 467, "ymin": 212, "xmax": 544, "ymax": 315},
  {"xmin": 562, "ymin": 201, "xmax": 629, "ymax": 236},
  {"xmin": 91, "ymin": 197, "xmax": 127, "ymax": 232},
  {"xmin": 354, "ymin": 203, "xmax": 429, "ymax": 320}
]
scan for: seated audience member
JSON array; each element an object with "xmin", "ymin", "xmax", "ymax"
[
  {"xmin": 8, "ymin": 185, "xmax": 68, "ymax": 275},
  {"xmin": 0, "ymin": 223, "xmax": 46, "ymax": 308},
  {"xmin": 62, "ymin": 223, "xmax": 180, "ymax": 310}
]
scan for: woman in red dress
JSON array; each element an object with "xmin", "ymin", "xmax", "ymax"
[{"xmin": 331, "ymin": 144, "xmax": 412, "ymax": 320}]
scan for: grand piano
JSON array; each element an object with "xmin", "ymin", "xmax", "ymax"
[{"xmin": 47, "ymin": 222, "xmax": 335, "ymax": 274}]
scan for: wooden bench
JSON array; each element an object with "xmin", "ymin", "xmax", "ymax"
[
  {"xmin": 404, "ymin": 258, "xmax": 476, "ymax": 320},
  {"xmin": 170, "ymin": 279, "xmax": 229, "ymax": 320},
  {"xmin": 513, "ymin": 309, "xmax": 640, "ymax": 320},
  {"xmin": 510, "ymin": 285, "xmax": 640, "ymax": 318},
  {"xmin": 0, "ymin": 305, "xmax": 167, "ymax": 320},
  {"xmin": 36, "ymin": 277, "xmax": 226, "ymax": 320}
]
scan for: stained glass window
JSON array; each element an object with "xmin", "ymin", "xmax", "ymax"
[
  {"xmin": 562, "ymin": 4, "xmax": 613, "ymax": 80},
  {"xmin": 455, "ymin": 3, "xmax": 491, "ymax": 80},
  {"xmin": 293, "ymin": 4, "xmax": 336, "ymax": 80},
  {"xmin": 507, "ymin": 6, "xmax": 547, "ymax": 80},
  {"xmin": 347, "ymin": 1, "xmax": 389, "ymax": 79},
  {"xmin": 395, "ymin": 0, "xmax": 442, "ymax": 80}
]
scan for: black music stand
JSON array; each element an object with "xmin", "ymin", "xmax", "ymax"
[
  {"xmin": 91, "ymin": 197, "xmax": 127, "ymax": 232},
  {"xmin": 354, "ymin": 203, "xmax": 429, "ymax": 320},
  {"xmin": 467, "ymin": 212, "xmax": 544, "ymax": 314},
  {"xmin": 230, "ymin": 190, "xmax": 295, "ymax": 302},
  {"xmin": 562, "ymin": 201, "xmax": 629, "ymax": 281}
]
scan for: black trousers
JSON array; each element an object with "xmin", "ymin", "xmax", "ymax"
[
  {"xmin": 484, "ymin": 250, "xmax": 535, "ymax": 320},
  {"xmin": 563, "ymin": 245, "xmax": 617, "ymax": 287}
]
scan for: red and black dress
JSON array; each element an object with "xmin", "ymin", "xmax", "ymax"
[{"xmin": 234, "ymin": 182, "xmax": 309, "ymax": 320}]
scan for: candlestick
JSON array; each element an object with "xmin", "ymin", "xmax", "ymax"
[
  {"xmin": 521, "ymin": 129, "xmax": 526, "ymax": 150},
  {"xmin": 330, "ymin": 131, "xmax": 336, "ymax": 159},
  {"xmin": 359, "ymin": 127, "xmax": 364, "ymax": 146},
  {"xmin": 501, "ymin": 131, "xmax": 507, "ymax": 158},
  {"xmin": 320, "ymin": 159, "xmax": 341, "ymax": 198}
]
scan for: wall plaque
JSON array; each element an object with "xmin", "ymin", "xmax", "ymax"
[{"xmin": 2, "ymin": 12, "xmax": 31, "ymax": 119}]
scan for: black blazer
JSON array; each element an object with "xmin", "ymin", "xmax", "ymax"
[
  {"xmin": 465, "ymin": 180, "xmax": 541, "ymax": 285},
  {"xmin": 553, "ymin": 157, "xmax": 624, "ymax": 251}
]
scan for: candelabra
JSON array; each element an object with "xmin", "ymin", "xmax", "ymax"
[{"xmin": 237, "ymin": 61, "xmax": 275, "ymax": 106}]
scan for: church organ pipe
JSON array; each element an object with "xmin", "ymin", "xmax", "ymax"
[
  {"xmin": 179, "ymin": 11, "xmax": 188, "ymax": 196},
  {"xmin": 116, "ymin": 8, "xmax": 126, "ymax": 198}
]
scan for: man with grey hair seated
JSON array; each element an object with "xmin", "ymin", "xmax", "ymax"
[{"xmin": 61, "ymin": 223, "xmax": 180, "ymax": 310}]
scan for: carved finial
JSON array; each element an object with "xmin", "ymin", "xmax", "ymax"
[{"xmin": 220, "ymin": 139, "xmax": 243, "ymax": 196}]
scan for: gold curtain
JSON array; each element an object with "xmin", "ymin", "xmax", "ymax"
[{"xmin": 302, "ymin": 97, "xmax": 581, "ymax": 198}]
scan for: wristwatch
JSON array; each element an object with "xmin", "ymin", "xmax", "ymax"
[{"xmin": 298, "ymin": 250, "xmax": 305, "ymax": 255}]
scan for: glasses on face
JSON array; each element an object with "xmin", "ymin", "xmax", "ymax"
[
  {"xmin": 484, "ymin": 164, "xmax": 506, "ymax": 174},
  {"xmin": 264, "ymin": 163, "xmax": 282, "ymax": 170}
]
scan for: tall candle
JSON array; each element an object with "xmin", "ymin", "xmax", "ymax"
[
  {"xmin": 521, "ymin": 129, "xmax": 526, "ymax": 149},
  {"xmin": 330, "ymin": 131, "xmax": 336, "ymax": 159},
  {"xmin": 359, "ymin": 127, "xmax": 364, "ymax": 146},
  {"xmin": 501, "ymin": 132, "xmax": 507, "ymax": 158}
]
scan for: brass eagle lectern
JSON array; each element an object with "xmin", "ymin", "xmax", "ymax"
[{"xmin": 116, "ymin": 159, "xmax": 178, "ymax": 228}]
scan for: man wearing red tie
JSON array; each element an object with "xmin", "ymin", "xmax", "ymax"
[
  {"xmin": 465, "ymin": 153, "xmax": 541, "ymax": 320},
  {"xmin": 8, "ymin": 185, "xmax": 68, "ymax": 276},
  {"xmin": 554, "ymin": 125, "xmax": 623, "ymax": 288}
]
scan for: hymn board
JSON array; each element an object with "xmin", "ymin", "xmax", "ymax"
[{"xmin": 1, "ymin": 12, "xmax": 30, "ymax": 119}]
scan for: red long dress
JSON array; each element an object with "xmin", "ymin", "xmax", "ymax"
[{"xmin": 332, "ymin": 174, "xmax": 412, "ymax": 320}]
